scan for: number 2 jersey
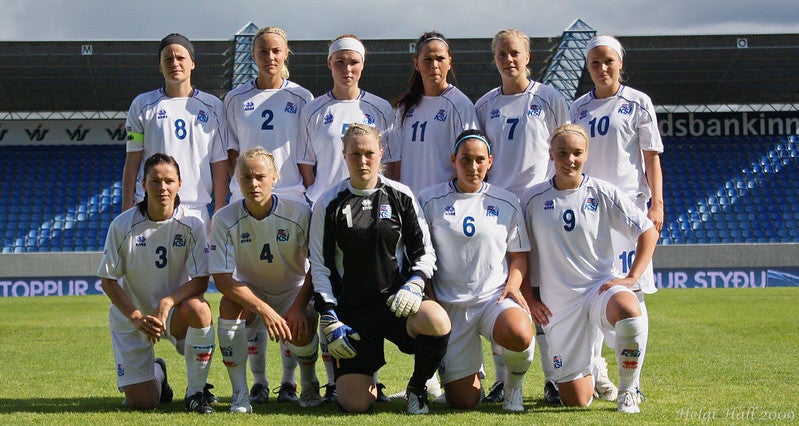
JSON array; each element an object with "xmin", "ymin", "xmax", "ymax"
[
  {"xmin": 97, "ymin": 205, "xmax": 209, "ymax": 332},
  {"xmin": 523, "ymin": 175, "xmax": 653, "ymax": 311},
  {"xmin": 209, "ymin": 196, "xmax": 310, "ymax": 300},
  {"xmin": 418, "ymin": 180, "xmax": 529, "ymax": 306},
  {"xmin": 125, "ymin": 88, "xmax": 227, "ymax": 209},
  {"xmin": 310, "ymin": 176, "xmax": 436, "ymax": 312}
]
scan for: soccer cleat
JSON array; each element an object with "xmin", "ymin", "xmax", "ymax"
[
  {"xmin": 617, "ymin": 389, "xmax": 642, "ymax": 414},
  {"xmin": 482, "ymin": 380, "xmax": 504, "ymax": 403},
  {"xmin": 376, "ymin": 383, "xmax": 391, "ymax": 403},
  {"xmin": 321, "ymin": 383, "xmax": 337, "ymax": 403},
  {"xmin": 274, "ymin": 382, "xmax": 298, "ymax": 403},
  {"xmin": 543, "ymin": 381, "xmax": 561, "ymax": 405},
  {"xmin": 203, "ymin": 383, "xmax": 219, "ymax": 403},
  {"xmin": 154, "ymin": 357, "xmax": 173, "ymax": 404},
  {"xmin": 249, "ymin": 382, "xmax": 270, "ymax": 404},
  {"xmin": 230, "ymin": 388, "xmax": 252, "ymax": 413},
  {"xmin": 502, "ymin": 385, "xmax": 524, "ymax": 412},
  {"xmin": 405, "ymin": 385, "xmax": 429, "ymax": 415},
  {"xmin": 593, "ymin": 360, "xmax": 618, "ymax": 402},
  {"xmin": 185, "ymin": 391, "xmax": 214, "ymax": 414},
  {"xmin": 299, "ymin": 381, "xmax": 324, "ymax": 407}
]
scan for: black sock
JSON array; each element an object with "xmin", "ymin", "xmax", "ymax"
[{"xmin": 408, "ymin": 332, "xmax": 450, "ymax": 389}]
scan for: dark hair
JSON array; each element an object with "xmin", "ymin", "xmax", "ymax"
[
  {"xmin": 393, "ymin": 31, "xmax": 456, "ymax": 124},
  {"xmin": 137, "ymin": 153, "xmax": 182, "ymax": 215},
  {"xmin": 454, "ymin": 129, "xmax": 492, "ymax": 155}
]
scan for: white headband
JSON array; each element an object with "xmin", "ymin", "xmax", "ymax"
[
  {"xmin": 586, "ymin": 35, "xmax": 623, "ymax": 61},
  {"xmin": 328, "ymin": 37, "xmax": 366, "ymax": 61}
]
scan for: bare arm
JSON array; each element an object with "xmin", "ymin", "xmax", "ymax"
[
  {"xmin": 121, "ymin": 151, "xmax": 143, "ymax": 211},
  {"xmin": 643, "ymin": 150, "xmax": 664, "ymax": 232},
  {"xmin": 211, "ymin": 160, "xmax": 229, "ymax": 213},
  {"xmin": 298, "ymin": 164, "xmax": 315, "ymax": 189},
  {"xmin": 498, "ymin": 251, "xmax": 530, "ymax": 313},
  {"xmin": 599, "ymin": 226, "xmax": 660, "ymax": 293},
  {"xmin": 213, "ymin": 272, "xmax": 292, "ymax": 342},
  {"xmin": 383, "ymin": 161, "xmax": 401, "ymax": 181}
]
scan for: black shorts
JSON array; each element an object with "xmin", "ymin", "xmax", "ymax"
[{"xmin": 333, "ymin": 302, "xmax": 417, "ymax": 378}]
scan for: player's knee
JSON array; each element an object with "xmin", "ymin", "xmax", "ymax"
[{"xmin": 179, "ymin": 296, "xmax": 213, "ymax": 327}]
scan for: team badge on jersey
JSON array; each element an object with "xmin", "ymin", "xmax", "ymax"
[
  {"xmin": 276, "ymin": 228, "xmax": 290, "ymax": 242},
  {"xmin": 379, "ymin": 204, "xmax": 392, "ymax": 219},
  {"xmin": 157, "ymin": 109, "xmax": 168, "ymax": 120},
  {"xmin": 434, "ymin": 109, "xmax": 448, "ymax": 122},
  {"xmin": 578, "ymin": 109, "xmax": 588, "ymax": 119},
  {"xmin": 552, "ymin": 355, "xmax": 563, "ymax": 369},
  {"xmin": 361, "ymin": 199, "xmax": 373, "ymax": 211},
  {"xmin": 444, "ymin": 205, "xmax": 455, "ymax": 216},
  {"xmin": 240, "ymin": 232, "xmax": 252, "ymax": 243},
  {"xmin": 172, "ymin": 234, "xmax": 186, "ymax": 247},
  {"xmin": 544, "ymin": 200, "xmax": 555, "ymax": 211},
  {"xmin": 583, "ymin": 197, "xmax": 599, "ymax": 212},
  {"xmin": 197, "ymin": 110, "xmax": 209, "ymax": 123},
  {"xmin": 618, "ymin": 103, "xmax": 632, "ymax": 115},
  {"xmin": 486, "ymin": 205, "xmax": 499, "ymax": 217},
  {"xmin": 324, "ymin": 113, "xmax": 334, "ymax": 125},
  {"xmin": 528, "ymin": 103, "xmax": 542, "ymax": 117},
  {"xmin": 284, "ymin": 102, "xmax": 298, "ymax": 114},
  {"xmin": 135, "ymin": 235, "xmax": 147, "ymax": 247},
  {"xmin": 490, "ymin": 108, "xmax": 500, "ymax": 119},
  {"xmin": 244, "ymin": 101, "xmax": 255, "ymax": 112},
  {"xmin": 363, "ymin": 114, "xmax": 375, "ymax": 125}
]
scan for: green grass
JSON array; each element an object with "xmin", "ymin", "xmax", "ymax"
[{"xmin": 1, "ymin": 288, "xmax": 797, "ymax": 425}]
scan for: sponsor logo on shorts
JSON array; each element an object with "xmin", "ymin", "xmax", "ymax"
[
  {"xmin": 117, "ymin": 363, "xmax": 125, "ymax": 377},
  {"xmin": 197, "ymin": 110, "xmax": 209, "ymax": 123},
  {"xmin": 379, "ymin": 204, "xmax": 392, "ymax": 219},
  {"xmin": 444, "ymin": 205, "xmax": 455, "ymax": 216},
  {"xmin": 486, "ymin": 205, "xmax": 499, "ymax": 217},
  {"xmin": 618, "ymin": 103, "xmax": 632, "ymax": 115},
  {"xmin": 583, "ymin": 197, "xmax": 598, "ymax": 211},
  {"xmin": 434, "ymin": 109, "xmax": 448, "ymax": 122},
  {"xmin": 172, "ymin": 234, "xmax": 186, "ymax": 247},
  {"xmin": 284, "ymin": 102, "xmax": 298, "ymax": 114},
  {"xmin": 244, "ymin": 101, "xmax": 255, "ymax": 112},
  {"xmin": 553, "ymin": 355, "xmax": 563, "ymax": 369},
  {"xmin": 276, "ymin": 228, "xmax": 290, "ymax": 242}
]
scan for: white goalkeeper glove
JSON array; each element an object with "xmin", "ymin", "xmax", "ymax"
[
  {"xmin": 386, "ymin": 276, "xmax": 424, "ymax": 318},
  {"xmin": 320, "ymin": 309, "xmax": 360, "ymax": 359}
]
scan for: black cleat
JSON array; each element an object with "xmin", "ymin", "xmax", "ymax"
[
  {"xmin": 249, "ymin": 382, "xmax": 269, "ymax": 404},
  {"xmin": 203, "ymin": 383, "xmax": 219, "ymax": 403},
  {"xmin": 185, "ymin": 391, "xmax": 214, "ymax": 414},
  {"xmin": 482, "ymin": 381, "xmax": 504, "ymax": 403},
  {"xmin": 544, "ymin": 381, "xmax": 561, "ymax": 405},
  {"xmin": 274, "ymin": 382, "xmax": 298, "ymax": 403},
  {"xmin": 322, "ymin": 383, "xmax": 337, "ymax": 403},
  {"xmin": 376, "ymin": 383, "xmax": 391, "ymax": 403}
]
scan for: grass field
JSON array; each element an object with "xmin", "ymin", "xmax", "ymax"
[{"xmin": 1, "ymin": 288, "xmax": 797, "ymax": 425}]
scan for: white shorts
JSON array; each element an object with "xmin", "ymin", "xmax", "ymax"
[
  {"xmin": 244, "ymin": 284, "xmax": 302, "ymax": 327},
  {"xmin": 111, "ymin": 308, "xmax": 177, "ymax": 389},
  {"xmin": 544, "ymin": 285, "xmax": 634, "ymax": 383},
  {"xmin": 438, "ymin": 296, "xmax": 527, "ymax": 385}
]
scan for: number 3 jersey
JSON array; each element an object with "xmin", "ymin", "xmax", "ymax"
[
  {"xmin": 522, "ymin": 176, "xmax": 653, "ymax": 310},
  {"xmin": 97, "ymin": 205, "xmax": 209, "ymax": 332},
  {"xmin": 209, "ymin": 196, "xmax": 311, "ymax": 300},
  {"xmin": 418, "ymin": 180, "xmax": 529, "ymax": 306},
  {"xmin": 125, "ymin": 88, "xmax": 227, "ymax": 209},
  {"xmin": 310, "ymin": 176, "xmax": 436, "ymax": 312}
]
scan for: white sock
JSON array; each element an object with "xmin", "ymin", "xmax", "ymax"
[
  {"xmin": 280, "ymin": 340, "xmax": 298, "ymax": 385},
  {"xmin": 614, "ymin": 316, "xmax": 647, "ymax": 392},
  {"xmin": 247, "ymin": 323, "xmax": 268, "ymax": 386},
  {"xmin": 501, "ymin": 342, "xmax": 534, "ymax": 388},
  {"xmin": 288, "ymin": 335, "xmax": 319, "ymax": 388},
  {"xmin": 319, "ymin": 324, "xmax": 335, "ymax": 386},
  {"xmin": 218, "ymin": 318, "xmax": 248, "ymax": 392},
  {"xmin": 535, "ymin": 332, "xmax": 555, "ymax": 383},
  {"xmin": 636, "ymin": 296, "xmax": 649, "ymax": 391},
  {"xmin": 185, "ymin": 325, "xmax": 215, "ymax": 396},
  {"xmin": 491, "ymin": 342, "xmax": 506, "ymax": 385}
]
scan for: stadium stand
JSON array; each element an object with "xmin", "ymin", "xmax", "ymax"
[{"xmin": 0, "ymin": 22, "xmax": 797, "ymax": 252}]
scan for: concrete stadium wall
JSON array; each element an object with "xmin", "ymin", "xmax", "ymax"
[{"xmin": 1, "ymin": 243, "xmax": 797, "ymax": 276}]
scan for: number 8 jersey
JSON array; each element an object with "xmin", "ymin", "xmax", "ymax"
[{"xmin": 522, "ymin": 175, "xmax": 653, "ymax": 311}]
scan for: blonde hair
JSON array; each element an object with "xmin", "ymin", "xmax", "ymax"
[
  {"xmin": 341, "ymin": 123, "xmax": 381, "ymax": 151},
  {"xmin": 550, "ymin": 124, "xmax": 590, "ymax": 148},
  {"xmin": 236, "ymin": 146, "xmax": 280, "ymax": 181},
  {"xmin": 253, "ymin": 26, "xmax": 291, "ymax": 79},
  {"xmin": 492, "ymin": 29, "xmax": 532, "ymax": 78}
]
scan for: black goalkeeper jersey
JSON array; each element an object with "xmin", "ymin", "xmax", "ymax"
[{"xmin": 310, "ymin": 176, "xmax": 436, "ymax": 312}]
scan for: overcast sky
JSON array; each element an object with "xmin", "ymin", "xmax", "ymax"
[{"xmin": 1, "ymin": 0, "xmax": 797, "ymax": 41}]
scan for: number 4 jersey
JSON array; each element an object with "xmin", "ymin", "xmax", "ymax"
[{"xmin": 97, "ymin": 205, "xmax": 209, "ymax": 332}]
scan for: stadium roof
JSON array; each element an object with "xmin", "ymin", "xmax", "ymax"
[{"xmin": 1, "ymin": 30, "xmax": 798, "ymax": 116}]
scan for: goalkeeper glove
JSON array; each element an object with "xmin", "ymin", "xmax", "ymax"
[
  {"xmin": 320, "ymin": 309, "xmax": 360, "ymax": 359},
  {"xmin": 386, "ymin": 276, "xmax": 424, "ymax": 317}
]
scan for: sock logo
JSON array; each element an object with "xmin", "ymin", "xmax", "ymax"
[{"xmin": 621, "ymin": 348, "xmax": 641, "ymax": 357}]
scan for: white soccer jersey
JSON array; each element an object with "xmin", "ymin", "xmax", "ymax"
[
  {"xmin": 476, "ymin": 80, "xmax": 570, "ymax": 199},
  {"xmin": 209, "ymin": 196, "xmax": 310, "ymax": 300},
  {"xmin": 97, "ymin": 205, "xmax": 209, "ymax": 332},
  {"xmin": 570, "ymin": 85, "xmax": 663, "ymax": 200},
  {"xmin": 523, "ymin": 175, "xmax": 653, "ymax": 312},
  {"xmin": 224, "ymin": 79, "xmax": 313, "ymax": 200},
  {"xmin": 391, "ymin": 85, "xmax": 479, "ymax": 194},
  {"xmin": 297, "ymin": 90, "xmax": 397, "ymax": 204},
  {"xmin": 125, "ymin": 88, "xmax": 228, "ymax": 209},
  {"xmin": 418, "ymin": 180, "xmax": 529, "ymax": 306}
]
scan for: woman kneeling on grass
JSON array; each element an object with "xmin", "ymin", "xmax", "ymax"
[
  {"xmin": 98, "ymin": 153, "xmax": 216, "ymax": 413},
  {"xmin": 522, "ymin": 124, "xmax": 658, "ymax": 413}
]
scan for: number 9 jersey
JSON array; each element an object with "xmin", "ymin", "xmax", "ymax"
[{"xmin": 522, "ymin": 175, "xmax": 653, "ymax": 312}]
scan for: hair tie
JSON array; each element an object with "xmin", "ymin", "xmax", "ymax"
[
  {"xmin": 415, "ymin": 36, "xmax": 448, "ymax": 53},
  {"xmin": 585, "ymin": 35, "xmax": 623, "ymax": 60},
  {"xmin": 454, "ymin": 134, "xmax": 491, "ymax": 155},
  {"xmin": 328, "ymin": 37, "xmax": 366, "ymax": 61}
]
